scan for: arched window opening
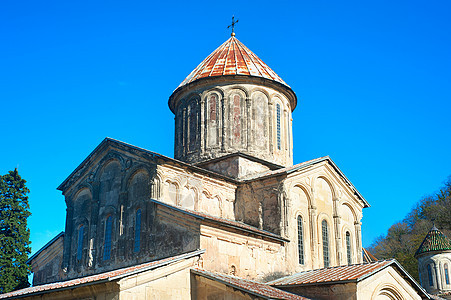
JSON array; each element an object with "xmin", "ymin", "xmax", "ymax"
[
  {"xmin": 297, "ymin": 216, "xmax": 304, "ymax": 264},
  {"xmin": 346, "ymin": 231, "xmax": 352, "ymax": 265},
  {"xmin": 276, "ymin": 103, "xmax": 281, "ymax": 150},
  {"xmin": 77, "ymin": 225, "xmax": 84, "ymax": 261},
  {"xmin": 134, "ymin": 209, "xmax": 142, "ymax": 253},
  {"xmin": 103, "ymin": 216, "xmax": 112, "ymax": 260},
  {"xmin": 322, "ymin": 220, "xmax": 329, "ymax": 267},
  {"xmin": 445, "ymin": 263, "xmax": 450, "ymax": 285},
  {"xmin": 427, "ymin": 264, "xmax": 433, "ymax": 286}
]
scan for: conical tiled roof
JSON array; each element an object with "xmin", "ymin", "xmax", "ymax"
[
  {"xmin": 415, "ymin": 226, "xmax": 451, "ymax": 257},
  {"xmin": 176, "ymin": 36, "xmax": 289, "ymax": 89}
]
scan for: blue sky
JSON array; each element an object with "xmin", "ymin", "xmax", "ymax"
[{"xmin": 1, "ymin": 0, "xmax": 450, "ymax": 256}]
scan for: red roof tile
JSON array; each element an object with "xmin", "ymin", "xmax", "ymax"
[
  {"xmin": 0, "ymin": 250, "xmax": 204, "ymax": 299},
  {"xmin": 192, "ymin": 268, "xmax": 311, "ymax": 300},
  {"xmin": 177, "ymin": 36, "xmax": 289, "ymax": 89},
  {"xmin": 268, "ymin": 260, "xmax": 396, "ymax": 286}
]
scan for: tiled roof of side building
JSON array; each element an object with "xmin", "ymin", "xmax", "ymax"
[
  {"xmin": 415, "ymin": 226, "xmax": 451, "ymax": 257},
  {"xmin": 0, "ymin": 250, "xmax": 205, "ymax": 299},
  {"xmin": 267, "ymin": 260, "xmax": 430, "ymax": 299},
  {"xmin": 268, "ymin": 260, "xmax": 394, "ymax": 286},
  {"xmin": 191, "ymin": 268, "xmax": 311, "ymax": 300},
  {"xmin": 176, "ymin": 36, "xmax": 289, "ymax": 90}
]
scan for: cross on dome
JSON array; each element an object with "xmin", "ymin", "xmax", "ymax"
[{"xmin": 227, "ymin": 15, "xmax": 239, "ymax": 36}]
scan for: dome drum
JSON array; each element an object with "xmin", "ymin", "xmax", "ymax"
[{"xmin": 172, "ymin": 80, "xmax": 294, "ymax": 167}]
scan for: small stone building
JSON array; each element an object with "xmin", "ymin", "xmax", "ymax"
[
  {"xmin": 415, "ymin": 226, "xmax": 451, "ymax": 299},
  {"xmin": 0, "ymin": 34, "xmax": 431, "ymax": 299}
]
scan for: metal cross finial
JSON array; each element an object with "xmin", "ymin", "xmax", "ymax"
[{"xmin": 228, "ymin": 16, "xmax": 239, "ymax": 36}]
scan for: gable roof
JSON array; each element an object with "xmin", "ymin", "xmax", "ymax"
[
  {"xmin": 0, "ymin": 250, "xmax": 205, "ymax": 299},
  {"xmin": 362, "ymin": 247, "xmax": 378, "ymax": 263},
  {"xmin": 268, "ymin": 260, "xmax": 429, "ymax": 298},
  {"xmin": 151, "ymin": 199, "xmax": 289, "ymax": 243},
  {"xmin": 191, "ymin": 268, "xmax": 310, "ymax": 300},
  {"xmin": 27, "ymin": 231, "xmax": 64, "ymax": 264},
  {"xmin": 242, "ymin": 156, "xmax": 369, "ymax": 208},
  {"xmin": 415, "ymin": 226, "xmax": 451, "ymax": 257},
  {"xmin": 57, "ymin": 137, "xmax": 238, "ymax": 192}
]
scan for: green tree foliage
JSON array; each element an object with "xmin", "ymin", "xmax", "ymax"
[
  {"xmin": 368, "ymin": 176, "xmax": 451, "ymax": 281},
  {"xmin": 0, "ymin": 169, "xmax": 31, "ymax": 293}
]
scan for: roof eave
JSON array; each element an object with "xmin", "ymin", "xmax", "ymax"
[{"xmin": 168, "ymin": 75, "xmax": 297, "ymax": 114}]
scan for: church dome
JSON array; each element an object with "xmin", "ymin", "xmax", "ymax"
[
  {"xmin": 169, "ymin": 35, "xmax": 297, "ymax": 114},
  {"xmin": 415, "ymin": 226, "xmax": 451, "ymax": 257},
  {"xmin": 176, "ymin": 36, "xmax": 289, "ymax": 89},
  {"xmin": 169, "ymin": 35, "xmax": 297, "ymax": 168}
]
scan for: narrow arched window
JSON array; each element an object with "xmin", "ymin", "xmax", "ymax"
[
  {"xmin": 103, "ymin": 216, "xmax": 112, "ymax": 260},
  {"xmin": 427, "ymin": 264, "xmax": 433, "ymax": 286},
  {"xmin": 276, "ymin": 103, "xmax": 281, "ymax": 150},
  {"xmin": 346, "ymin": 231, "xmax": 352, "ymax": 265},
  {"xmin": 322, "ymin": 220, "xmax": 329, "ymax": 267},
  {"xmin": 134, "ymin": 209, "xmax": 142, "ymax": 253},
  {"xmin": 77, "ymin": 225, "xmax": 84, "ymax": 261},
  {"xmin": 297, "ymin": 216, "xmax": 304, "ymax": 264},
  {"xmin": 445, "ymin": 263, "xmax": 450, "ymax": 285}
]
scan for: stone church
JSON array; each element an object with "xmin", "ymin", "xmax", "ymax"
[{"xmin": 1, "ymin": 34, "xmax": 431, "ymax": 299}]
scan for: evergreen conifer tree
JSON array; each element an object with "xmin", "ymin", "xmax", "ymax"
[{"xmin": 0, "ymin": 169, "xmax": 31, "ymax": 293}]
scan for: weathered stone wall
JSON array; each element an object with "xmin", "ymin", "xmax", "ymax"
[
  {"xmin": 417, "ymin": 251, "xmax": 451, "ymax": 295},
  {"xmin": 156, "ymin": 163, "xmax": 237, "ymax": 220},
  {"xmin": 358, "ymin": 266, "xmax": 423, "ymax": 299},
  {"xmin": 282, "ymin": 162, "xmax": 364, "ymax": 272},
  {"xmin": 30, "ymin": 235, "xmax": 65, "ymax": 286},
  {"xmin": 235, "ymin": 161, "xmax": 365, "ymax": 275},
  {"xmin": 118, "ymin": 255, "xmax": 198, "ymax": 300},
  {"xmin": 199, "ymin": 224, "xmax": 286, "ymax": 281},
  {"xmin": 199, "ymin": 155, "xmax": 271, "ymax": 179},
  {"xmin": 19, "ymin": 282, "xmax": 120, "ymax": 300},
  {"xmin": 192, "ymin": 272, "xmax": 263, "ymax": 299},
  {"xmin": 172, "ymin": 80, "xmax": 294, "ymax": 167},
  {"xmin": 60, "ymin": 146, "xmax": 202, "ymax": 281},
  {"xmin": 280, "ymin": 282, "xmax": 357, "ymax": 300}
]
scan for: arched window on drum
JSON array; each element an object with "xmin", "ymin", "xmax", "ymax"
[{"xmin": 427, "ymin": 264, "xmax": 433, "ymax": 286}]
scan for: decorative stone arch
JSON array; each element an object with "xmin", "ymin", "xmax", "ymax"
[
  {"xmin": 249, "ymin": 87, "xmax": 271, "ymax": 102},
  {"xmin": 312, "ymin": 174, "xmax": 338, "ymax": 201},
  {"xmin": 165, "ymin": 179, "xmax": 180, "ymax": 206},
  {"xmin": 224, "ymin": 85, "xmax": 249, "ymax": 98},
  {"xmin": 93, "ymin": 154, "xmax": 126, "ymax": 182},
  {"xmin": 289, "ymin": 183, "xmax": 314, "ymax": 209},
  {"xmin": 124, "ymin": 164, "xmax": 153, "ymax": 189},
  {"xmin": 340, "ymin": 201, "xmax": 358, "ymax": 223},
  {"xmin": 71, "ymin": 185, "xmax": 93, "ymax": 203},
  {"xmin": 371, "ymin": 283, "xmax": 404, "ymax": 300},
  {"xmin": 203, "ymin": 89, "xmax": 224, "ymax": 150},
  {"xmin": 270, "ymin": 92, "xmax": 291, "ymax": 111},
  {"xmin": 202, "ymin": 87, "xmax": 225, "ymax": 99},
  {"xmin": 181, "ymin": 184, "xmax": 199, "ymax": 210},
  {"xmin": 152, "ymin": 170, "xmax": 163, "ymax": 200}
]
